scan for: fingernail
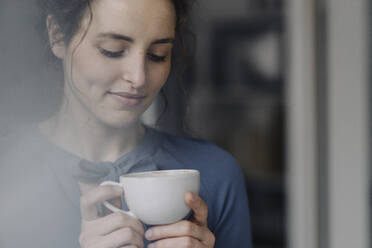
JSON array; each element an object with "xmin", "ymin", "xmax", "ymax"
[
  {"xmin": 190, "ymin": 193, "xmax": 196, "ymax": 203},
  {"xmin": 145, "ymin": 229, "xmax": 152, "ymax": 240}
]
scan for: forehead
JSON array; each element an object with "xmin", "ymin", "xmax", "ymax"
[{"xmin": 87, "ymin": 0, "xmax": 176, "ymax": 39}]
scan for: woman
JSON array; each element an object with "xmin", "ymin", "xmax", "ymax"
[{"xmin": 0, "ymin": 0, "xmax": 252, "ymax": 247}]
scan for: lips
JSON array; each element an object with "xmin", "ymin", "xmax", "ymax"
[
  {"xmin": 109, "ymin": 91, "xmax": 146, "ymax": 98},
  {"xmin": 108, "ymin": 91, "xmax": 146, "ymax": 107}
]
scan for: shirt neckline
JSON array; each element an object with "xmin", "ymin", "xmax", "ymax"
[{"xmin": 32, "ymin": 122, "xmax": 162, "ymax": 166}]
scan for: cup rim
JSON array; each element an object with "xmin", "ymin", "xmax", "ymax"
[{"xmin": 120, "ymin": 169, "xmax": 200, "ymax": 179}]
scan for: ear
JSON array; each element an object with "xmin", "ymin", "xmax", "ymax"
[{"xmin": 46, "ymin": 15, "xmax": 66, "ymax": 59}]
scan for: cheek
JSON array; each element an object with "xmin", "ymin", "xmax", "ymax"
[
  {"xmin": 148, "ymin": 63, "xmax": 171, "ymax": 92},
  {"xmin": 71, "ymin": 49, "xmax": 118, "ymax": 91}
]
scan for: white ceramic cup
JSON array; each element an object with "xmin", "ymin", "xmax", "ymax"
[{"xmin": 100, "ymin": 169, "xmax": 200, "ymax": 225}]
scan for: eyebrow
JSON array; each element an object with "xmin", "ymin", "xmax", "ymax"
[
  {"xmin": 97, "ymin": 32, "xmax": 174, "ymax": 45},
  {"xmin": 152, "ymin": 38, "xmax": 175, "ymax": 45}
]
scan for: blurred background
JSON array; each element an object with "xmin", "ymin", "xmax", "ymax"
[{"xmin": 0, "ymin": 0, "xmax": 370, "ymax": 248}]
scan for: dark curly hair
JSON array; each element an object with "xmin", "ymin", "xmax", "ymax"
[
  {"xmin": 37, "ymin": 0, "xmax": 194, "ymax": 68},
  {"xmin": 37, "ymin": 0, "xmax": 195, "ymax": 130}
]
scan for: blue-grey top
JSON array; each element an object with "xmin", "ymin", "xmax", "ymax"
[{"xmin": 0, "ymin": 124, "xmax": 252, "ymax": 248}]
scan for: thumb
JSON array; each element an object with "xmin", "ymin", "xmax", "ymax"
[{"xmin": 185, "ymin": 192, "xmax": 208, "ymax": 227}]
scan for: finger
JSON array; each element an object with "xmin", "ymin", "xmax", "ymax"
[
  {"xmin": 148, "ymin": 236, "xmax": 205, "ymax": 248},
  {"xmin": 80, "ymin": 185, "xmax": 123, "ymax": 221},
  {"xmin": 100, "ymin": 227, "xmax": 144, "ymax": 248},
  {"xmin": 82, "ymin": 211, "xmax": 145, "ymax": 236},
  {"xmin": 185, "ymin": 192, "xmax": 208, "ymax": 226},
  {"xmin": 80, "ymin": 226, "xmax": 144, "ymax": 248},
  {"xmin": 145, "ymin": 220, "xmax": 207, "ymax": 242}
]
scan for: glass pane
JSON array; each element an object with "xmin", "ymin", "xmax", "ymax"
[
  {"xmin": 186, "ymin": 1, "xmax": 286, "ymax": 248},
  {"xmin": 0, "ymin": 1, "xmax": 285, "ymax": 248}
]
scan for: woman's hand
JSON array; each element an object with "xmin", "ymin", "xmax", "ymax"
[
  {"xmin": 79, "ymin": 185, "xmax": 145, "ymax": 248},
  {"xmin": 144, "ymin": 192, "xmax": 215, "ymax": 248}
]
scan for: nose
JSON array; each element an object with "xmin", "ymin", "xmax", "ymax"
[{"xmin": 122, "ymin": 53, "xmax": 146, "ymax": 89}]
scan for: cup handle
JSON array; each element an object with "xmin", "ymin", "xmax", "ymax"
[{"xmin": 100, "ymin": 181, "xmax": 137, "ymax": 219}]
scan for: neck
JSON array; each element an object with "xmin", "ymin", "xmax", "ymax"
[{"xmin": 39, "ymin": 99, "xmax": 145, "ymax": 163}]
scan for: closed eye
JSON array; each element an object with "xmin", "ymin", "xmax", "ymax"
[
  {"xmin": 147, "ymin": 53, "xmax": 167, "ymax": 62},
  {"xmin": 99, "ymin": 47, "xmax": 167, "ymax": 62},
  {"xmin": 99, "ymin": 48, "xmax": 124, "ymax": 58}
]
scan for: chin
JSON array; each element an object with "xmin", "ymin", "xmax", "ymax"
[{"xmin": 97, "ymin": 111, "xmax": 141, "ymax": 129}]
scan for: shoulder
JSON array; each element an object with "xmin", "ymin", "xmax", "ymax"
[
  {"xmin": 0, "ymin": 123, "xmax": 46, "ymax": 193},
  {"xmin": 0, "ymin": 122, "xmax": 50, "ymax": 166},
  {"xmin": 152, "ymin": 129, "xmax": 246, "ymax": 194},
  {"xmin": 0, "ymin": 122, "xmax": 41, "ymax": 148},
  {"xmin": 155, "ymin": 129, "xmax": 242, "ymax": 175},
  {"xmin": 0, "ymin": 123, "xmax": 26, "ymax": 153}
]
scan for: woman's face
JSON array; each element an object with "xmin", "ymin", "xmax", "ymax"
[{"xmin": 53, "ymin": 0, "xmax": 176, "ymax": 127}]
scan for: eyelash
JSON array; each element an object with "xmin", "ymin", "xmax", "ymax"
[
  {"xmin": 99, "ymin": 48, "xmax": 123, "ymax": 58},
  {"xmin": 147, "ymin": 53, "xmax": 167, "ymax": 62},
  {"xmin": 99, "ymin": 48, "xmax": 167, "ymax": 62}
]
